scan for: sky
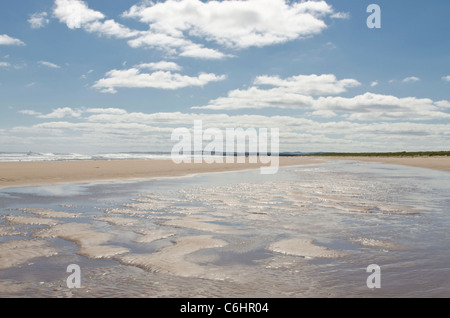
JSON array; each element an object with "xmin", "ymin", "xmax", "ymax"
[{"xmin": 0, "ymin": 0, "xmax": 449, "ymax": 153}]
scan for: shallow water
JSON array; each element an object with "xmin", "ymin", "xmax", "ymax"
[{"xmin": 0, "ymin": 160, "xmax": 449, "ymax": 297}]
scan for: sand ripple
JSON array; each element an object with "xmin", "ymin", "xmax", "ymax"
[
  {"xmin": 350, "ymin": 237, "xmax": 406, "ymax": 251},
  {"xmin": 4, "ymin": 215, "xmax": 60, "ymax": 226},
  {"xmin": 17, "ymin": 208, "xmax": 80, "ymax": 218}
]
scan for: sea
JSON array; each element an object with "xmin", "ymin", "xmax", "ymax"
[{"xmin": 0, "ymin": 152, "xmax": 175, "ymax": 162}]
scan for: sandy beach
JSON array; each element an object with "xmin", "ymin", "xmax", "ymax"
[
  {"xmin": 0, "ymin": 157, "xmax": 321, "ymax": 189},
  {"xmin": 0, "ymin": 156, "xmax": 448, "ymax": 190}
]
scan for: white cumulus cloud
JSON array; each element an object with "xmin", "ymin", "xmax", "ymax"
[
  {"xmin": 29, "ymin": 12, "xmax": 50, "ymax": 29},
  {"xmin": 402, "ymin": 76, "xmax": 420, "ymax": 83},
  {"xmin": 93, "ymin": 67, "xmax": 226, "ymax": 94},
  {"xmin": 12, "ymin": 107, "xmax": 450, "ymax": 153},
  {"xmin": 0, "ymin": 34, "xmax": 25, "ymax": 46},
  {"xmin": 254, "ymin": 74, "xmax": 361, "ymax": 95},
  {"xmin": 193, "ymin": 73, "xmax": 361, "ymax": 110},
  {"xmin": 20, "ymin": 107, "xmax": 82, "ymax": 119},
  {"xmin": 137, "ymin": 61, "xmax": 182, "ymax": 71},
  {"xmin": 330, "ymin": 12, "xmax": 350, "ymax": 19},
  {"xmin": 124, "ymin": 0, "xmax": 333, "ymax": 51},
  {"xmin": 192, "ymin": 73, "xmax": 450, "ymax": 121},
  {"xmin": 38, "ymin": 61, "xmax": 61, "ymax": 69},
  {"xmin": 127, "ymin": 31, "xmax": 229, "ymax": 60},
  {"xmin": 52, "ymin": 0, "xmax": 345, "ymax": 59},
  {"xmin": 53, "ymin": 0, "xmax": 104, "ymax": 29},
  {"xmin": 53, "ymin": 0, "xmax": 138, "ymax": 38}
]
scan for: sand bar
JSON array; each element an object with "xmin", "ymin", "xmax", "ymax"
[{"xmin": 0, "ymin": 157, "xmax": 321, "ymax": 189}]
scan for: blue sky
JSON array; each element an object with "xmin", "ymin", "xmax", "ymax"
[{"xmin": 0, "ymin": 0, "xmax": 449, "ymax": 153}]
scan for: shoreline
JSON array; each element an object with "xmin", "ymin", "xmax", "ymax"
[{"xmin": 1, "ymin": 156, "xmax": 448, "ymax": 190}]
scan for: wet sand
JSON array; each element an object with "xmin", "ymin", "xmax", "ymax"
[{"xmin": 0, "ymin": 157, "xmax": 320, "ymax": 190}]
